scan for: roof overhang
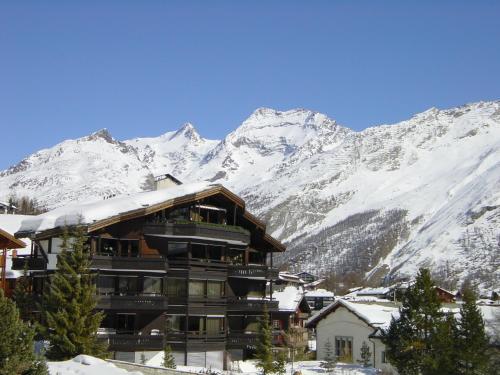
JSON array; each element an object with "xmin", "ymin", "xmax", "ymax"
[{"xmin": 0, "ymin": 228, "xmax": 27, "ymax": 249}]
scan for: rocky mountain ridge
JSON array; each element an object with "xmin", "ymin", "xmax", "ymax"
[{"xmin": 1, "ymin": 101, "xmax": 499, "ymax": 291}]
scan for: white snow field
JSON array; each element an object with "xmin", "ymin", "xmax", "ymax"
[{"xmin": 48, "ymin": 355, "xmax": 143, "ymax": 375}]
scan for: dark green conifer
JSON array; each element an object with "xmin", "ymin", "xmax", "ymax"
[
  {"xmin": 456, "ymin": 288, "xmax": 490, "ymax": 375},
  {"xmin": 357, "ymin": 341, "xmax": 372, "ymax": 367},
  {"xmin": 320, "ymin": 338, "xmax": 336, "ymax": 373},
  {"xmin": 383, "ymin": 268, "xmax": 443, "ymax": 375},
  {"xmin": 0, "ymin": 290, "xmax": 48, "ymax": 375},
  {"xmin": 255, "ymin": 305, "xmax": 275, "ymax": 375},
  {"xmin": 13, "ymin": 262, "xmax": 34, "ymax": 322},
  {"xmin": 39, "ymin": 226, "xmax": 107, "ymax": 360},
  {"xmin": 163, "ymin": 345, "xmax": 176, "ymax": 368}
]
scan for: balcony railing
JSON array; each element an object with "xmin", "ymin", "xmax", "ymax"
[
  {"xmin": 167, "ymin": 331, "xmax": 226, "ymax": 343},
  {"xmin": 168, "ymin": 258, "xmax": 228, "ymax": 272},
  {"xmin": 96, "ymin": 295, "xmax": 168, "ymax": 310},
  {"xmin": 227, "ymin": 331, "xmax": 281, "ymax": 348},
  {"xmin": 91, "ymin": 255, "xmax": 167, "ymax": 272},
  {"xmin": 11, "ymin": 255, "xmax": 46, "ymax": 270},
  {"xmin": 144, "ymin": 222, "xmax": 250, "ymax": 244},
  {"xmin": 227, "ymin": 297, "xmax": 279, "ymax": 312},
  {"xmin": 228, "ymin": 264, "xmax": 279, "ymax": 279},
  {"xmin": 98, "ymin": 334, "xmax": 164, "ymax": 351}
]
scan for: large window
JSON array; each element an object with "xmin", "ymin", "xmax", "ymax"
[
  {"xmin": 335, "ymin": 336, "xmax": 353, "ymax": 362},
  {"xmin": 207, "ymin": 281, "xmax": 224, "ymax": 297},
  {"xmin": 168, "ymin": 242, "xmax": 188, "ymax": 258},
  {"xmin": 167, "ymin": 278, "xmax": 187, "ymax": 297},
  {"xmin": 167, "ymin": 315, "xmax": 186, "ymax": 332},
  {"xmin": 97, "ymin": 275, "xmax": 115, "ymax": 295},
  {"xmin": 206, "ymin": 317, "xmax": 224, "ymax": 334},
  {"xmin": 143, "ymin": 277, "xmax": 162, "ymax": 295},
  {"xmin": 188, "ymin": 316, "xmax": 205, "ymax": 334},
  {"xmin": 118, "ymin": 276, "xmax": 138, "ymax": 296},
  {"xmin": 189, "ymin": 280, "xmax": 205, "ymax": 296}
]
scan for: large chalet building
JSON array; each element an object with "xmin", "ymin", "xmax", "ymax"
[{"xmin": 13, "ymin": 178, "xmax": 285, "ymax": 368}]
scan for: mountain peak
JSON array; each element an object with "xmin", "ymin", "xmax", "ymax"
[
  {"xmin": 86, "ymin": 128, "xmax": 115, "ymax": 143},
  {"xmin": 171, "ymin": 122, "xmax": 202, "ymax": 142}
]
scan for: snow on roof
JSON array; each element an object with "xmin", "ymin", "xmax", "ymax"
[
  {"xmin": 272, "ymin": 286, "xmax": 305, "ymax": 311},
  {"xmin": 278, "ymin": 271, "xmax": 305, "ymax": 283},
  {"xmin": 356, "ymin": 287, "xmax": 392, "ymax": 296},
  {"xmin": 307, "ymin": 299, "xmax": 400, "ymax": 330},
  {"xmin": 0, "ymin": 214, "xmax": 33, "ymax": 279},
  {"xmin": 304, "ymin": 279, "xmax": 325, "ymax": 288},
  {"xmin": 48, "ymin": 355, "xmax": 143, "ymax": 375},
  {"xmin": 18, "ymin": 182, "xmax": 214, "ymax": 234},
  {"xmin": 305, "ymin": 288, "xmax": 334, "ymax": 298}
]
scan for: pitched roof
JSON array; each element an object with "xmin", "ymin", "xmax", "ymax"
[
  {"xmin": 272, "ymin": 286, "xmax": 308, "ymax": 312},
  {"xmin": 0, "ymin": 227, "xmax": 26, "ymax": 249},
  {"xmin": 306, "ymin": 299, "xmax": 399, "ymax": 330},
  {"xmin": 15, "ymin": 182, "xmax": 285, "ymax": 252}
]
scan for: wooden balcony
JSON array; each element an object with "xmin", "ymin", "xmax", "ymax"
[
  {"xmin": 167, "ymin": 331, "xmax": 226, "ymax": 344},
  {"xmin": 228, "ymin": 264, "xmax": 279, "ymax": 279},
  {"xmin": 96, "ymin": 295, "xmax": 168, "ymax": 311},
  {"xmin": 226, "ymin": 297, "xmax": 279, "ymax": 313},
  {"xmin": 144, "ymin": 222, "xmax": 250, "ymax": 244},
  {"xmin": 11, "ymin": 255, "xmax": 46, "ymax": 270},
  {"xmin": 168, "ymin": 258, "xmax": 228, "ymax": 272},
  {"xmin": 91, "ymin": 255, "xmax": 167, "ymax": 272},
  {"xmin": 99, "ymin": 334, "xmax": 164, "ymax": 351},
  {"xmin": 227, "ymin": 331, "xmax": 281, "ymax": 349}
]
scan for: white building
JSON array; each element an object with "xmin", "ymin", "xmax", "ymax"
[{"xmin": 306, "ymin": 299, "xmax": 399, "ymax": 374}]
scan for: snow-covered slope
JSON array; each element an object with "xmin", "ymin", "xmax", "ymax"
[{"xmin": 1, "ymin": 101, "xmax": 499, "ymax": 290}]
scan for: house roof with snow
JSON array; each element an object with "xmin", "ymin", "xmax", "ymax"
[
  {"xmin": 278, "ymin": 271, "xmax": 305, "ymax": 284},
  {"xmin": 272, "ymin": 286, "xmax": 311, "ymax": 313},
  {"xmin": 305, "ymin": 288, "xmax": 334, "ymax": 298},
  {"xmin": 0, "ymin": 215, "xmax": 34, "ymax": 280},
  {"xmin": 306, "ymin": 299, "xmax": 400, "ymax": 331},
  {"xmin": 14, "ymin": 182, "xmax": 285, "ymax": 252}
]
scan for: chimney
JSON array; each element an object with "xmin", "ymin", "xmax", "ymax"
[{"xmin": 154, "ymin": 174, "xmax": 183, "ymax": 191}]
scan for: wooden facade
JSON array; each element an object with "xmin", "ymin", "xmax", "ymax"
[{"xmin": 13, "ymin": 186, "xmax": 284, "ymax": 368}]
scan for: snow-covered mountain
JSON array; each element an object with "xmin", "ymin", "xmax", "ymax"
[{"xmin": 1, "ymin": 101, "xmax": 499, "ymax": 291}]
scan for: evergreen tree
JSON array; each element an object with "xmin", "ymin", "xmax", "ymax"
[
  {"xmin": 255, "ymin": 306, "xmax": 275, "ymax": 375},
  {"xmin": 383, "ymin": 268, "xmax": 444, "ymax": 375},
  {"xmin": 456, "ymin": 288, "xmax": 490, "ymax": 375},
  {"xmin": 13, "ymin": 262, "xmax": 34, "ymax": 322},
  {"xmin": 39, "ymin": 226, "xmax": 107, "ymax": 360},
  {"xmin": 357, "ymin": 341, "xmax": 372, "ymax": 367},
  {"xmin": 163, "ymin": 345, "xmax": 176, "ymax": 369},
  {"xmin": 0, "ymin": 290, "xmax": 48, "ymax": 375},
  {"xmin": 429, "ymin": 314, "xmax": 458, "ymax": 375},
  {"xmin": 320, "ymin": 338, "xmax": 336, "ymax": 373}
]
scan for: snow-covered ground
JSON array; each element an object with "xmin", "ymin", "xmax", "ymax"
[
  {"xmin": 48, "ymin": 355, "xmax": 143, "ymax": 375},
  {"xmin": 47, "ymin": 356, "xmax": 379, "ymax": 375}
]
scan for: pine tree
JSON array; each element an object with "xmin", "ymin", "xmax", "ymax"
[
  {"xmin": 320, "ymin": 338, "xmax": 336, "ymax": 373},
  {"xmin": 255, "ymin": 306, "xmax": 275, "ymax": 375},
  {"xmin": 13, "ymin": 262, "xmax": 34, "ymax": 322},
  {"xmin": 0, "ymin": 290, "xmax": 48, "ymax": 375},
  {"xmin": 163, "ymin": 345, "xmax": 176, "ymax": 369},
  {"xmin": 357, "ymin": 341, "xmax": 372, "ymax": 367},
  {"xmin": 429, "ymin": 314, "xmax": 458, "ymax": 375},
  {"xmin": 383, "ymin": 268, "xmax": 444, "ymax": 375},
  {"xmin": 39, "ymin": 225, "xmax": 107, "ymax": 360},
  {"xmin": 456, "ymin": 288, "xmax": 490, "ymax": 375}
]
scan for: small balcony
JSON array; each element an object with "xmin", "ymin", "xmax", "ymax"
[
  {"xmin": 228, "ymin": 264, "xmax": 279, "ymax": 279},
  {"xmin": 227, "ymin": 297, "xmax": 279, "ymax": 313},
  {"xmin": 91, "ymin": 256, "xmax": 167, "ymax": 272},
  {"xmin": 167, "ymin": 331, "xmax": 226, "ymax": 344},
  {"xmin": 227, "ymin": 331, "xmax": 281, "ymax": 348},
  {"xmin": 96, "ymin": 295, "xmax": 168, "ymax": 311},
  {"xmin": 168, "ymin": 258, "xmax": 228, "ymax": 272},
  {"xmin": 11, "ymin": 255, "xmax": 46, "ymax": 270},
  {"xmin": 98, "ymin": 333, "xmax": 164, "ymax": 351},
  {"xmin": 144, "ymin": 222, "xmax": 250, "ymax": 244}
]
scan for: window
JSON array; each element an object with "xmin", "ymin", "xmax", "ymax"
[
  {"xmin": 335, "ymin": 336, "xmax": 353, "ymax": 362},
  {"xmin": 168, "ymin": 242, "xmax": 188, "ymax": 257},
  {"xmin": 272, "ymin": 320, "xmax": 281, "ymax": 330},
  {"xmin": 143, "ymin": 277, "xmax": 162, "ymax": 295},
  {"xmin": 116, "ymin": 313, "xmax": 135, "ymax": 334},
  {"xmin": 118, "ymin": 276, "xmax": 138, "ymax": 295},
  {"xmin": 191, "ymin": 243, "xmax": 206, "ymax": 259},
  {"xmin": 189, "ymin": 280, "xmax": 205, "ymax": 296},
  {"xmin": 381, "ymin": 351, "xmax": 387, "ymax": 363},
  {"xmin": 167, "ymin": 315, "xmax": 186, "ymax": 332},
  {"xmin": 169, "ymin": 207, "xmax": 189, "ymax": 221},
  {"xmin": 100, "ymin": 238, "xmax": 118, "ymax": 256},
  {"xmin": 167, "ymin": 278, "xmax": 186, "ymax": 297},
  {"xmin": 97, "ymin": 275, "xmax": 115, "ymax": 295},
  {"xmin": 206, "ymin": 317, "xmax": 224, "ymax": 334},
  {"xmin": 207, "ymin": 245, "xmax": 223, "ymax": 261},
  {"xmin": 188, "ymin": 316, "xmax": 205, "ymax": 334},
  {"xmin": 207, "ymin": 281, "xmax": 224, "ymax": 297}
]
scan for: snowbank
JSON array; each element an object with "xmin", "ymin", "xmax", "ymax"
[{"xmin": 48, "ymin": 355, "xmax": 143, "ymax": 375}]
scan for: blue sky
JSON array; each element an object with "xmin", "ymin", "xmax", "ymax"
[{"xmin": 1, "ymin": 0, "xmax": 499, "ymax": 170}]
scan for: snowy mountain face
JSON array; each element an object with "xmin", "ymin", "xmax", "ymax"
[{"xmin": 1, "ymin": 102, "xmax": 499, "ymax": 291}]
